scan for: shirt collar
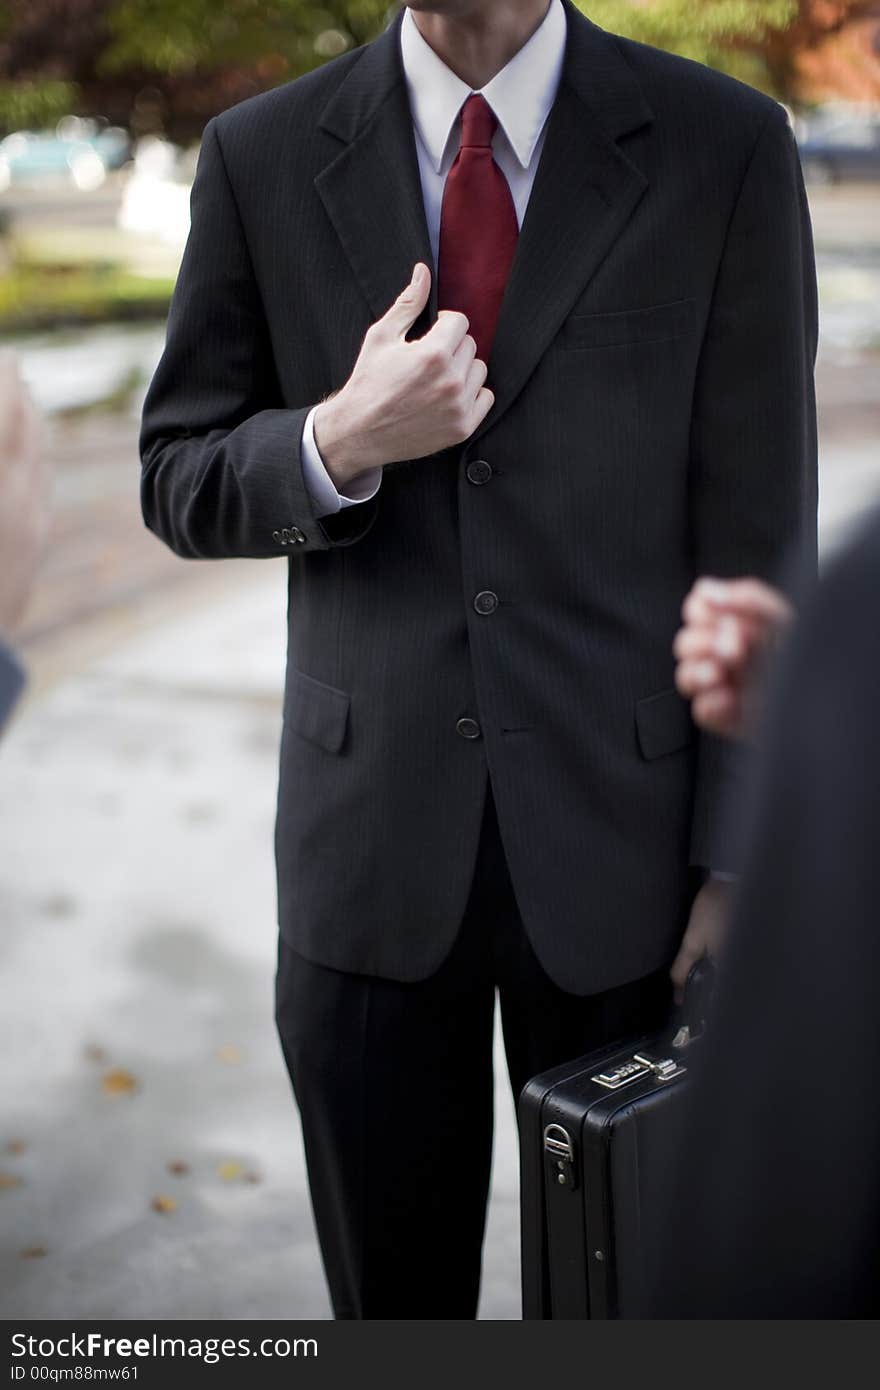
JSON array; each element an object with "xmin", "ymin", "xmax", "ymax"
[{"xmin": 400, "ymin": 0, "xmax": 567, "ymax": 174}]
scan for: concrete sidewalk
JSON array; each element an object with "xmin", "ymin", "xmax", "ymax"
[{"xmin": 0, "ymin": 566, "xmax": 520, "ymax": 1320}]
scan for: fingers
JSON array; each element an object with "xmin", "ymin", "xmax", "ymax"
[
  {"xmin": 675, "ymin": 656, "xmax": 724, "ymax": 698},
  {"xmin": 425, "ymin": 307, "xmax": 472, "ymax": 356},
  {"xmin": 670, "ymin": 939, "xmax": 704, "ymax": 1005},
  {"xmin": 468, "ymin": 386, "xmax": 495, "ymax": 433},
  {"xmin": 462, "ymin": 352, "xmax": 488, "ymax": 402},
  {"xmin": 690, "ymin": 576, "xmax": 794, "ymax": 628},
  {"xmin": 451, "ymin": 331, "xmax": 478, "ymax": 376},
  {"xmin": 681, "ymin": 593, "xmax": 714, "ymax": 634},
  {"xmin": 674, "ymin": 618, "xmax": 745, "ymax": 666},
  {"xmin": 679, "ymin": 578, "xmax": 792, "ymax": 710},
  {"xmin": 692, "ymin": 687, "xmax": 739, "ymax": 737},
  {"xmin": 379, "ymin": 262, "xmax": 432, "ymax": 338}
]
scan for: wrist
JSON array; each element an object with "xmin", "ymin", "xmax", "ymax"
[{"xmin": 313, "ymin": 392, "xmax": 374, "ymax": 492}]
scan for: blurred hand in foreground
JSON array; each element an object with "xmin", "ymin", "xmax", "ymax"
[
  {"xmin": 674, "ymin": 577, "xmax": 794, "ymax": 740},
  {"xmin": 0, "ymin": 353, "xmax": 49, "ymax": 636},
  {"xmin": 670, "ymin": 875, "xmax": 729, "ymax": 1007}
]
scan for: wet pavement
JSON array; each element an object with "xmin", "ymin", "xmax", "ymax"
[
  {"xmin": 0, "ymin": 572, "xmax": 522, "ymax": 1319},
  {"xmin": 1, "ymin": 183, "xmax": 878, "ymax": 1321}
]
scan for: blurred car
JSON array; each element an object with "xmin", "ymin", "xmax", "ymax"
[
  {"xmin": 117, "ymin": 136, "xmax": 192, "ymax": 247},
  {"xmin": 0, "ymin": 119, "xmax": 131, "ymax": 194},
  {"xmin": 798, "ymin": 115, "xmax": 880, "ymax": 184}
]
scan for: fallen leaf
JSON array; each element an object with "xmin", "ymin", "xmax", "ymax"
[
  {"xmin": 151, "ymin": 1195, "xmax": 178, "ymax": 1214},
  {"xmin": 217, "ymin": 1161, "xmax": 245, "ymax": 1182},
  {"xmin": 167, "ymin": 1160, "xmax": 190, "ymax": 1177},
  {"xmin": 6, "ymin": 1140, "xmax": 26, "ymax": 1156},
  {"xmin": 85, "ymin": 1045, "xmax": 108, "ymax": 1064},
  {"xmin": 41, "ymin": 894, "xmax": 77, "ymax": 919},
  {"xmin": 102, "ymin": 1069, "xmax": 138, "ymax": 1097},
  {"xmin": 215, "ymin": 1045, "xmax": 242, "ymax": 1066},
  {"xmin": 0, "ymin": 1172, "xmax": 23, "ymax": 1191},
  {"xmin": 20, "ymin": 1246, "xmax": 47, "ymax": 1260}
]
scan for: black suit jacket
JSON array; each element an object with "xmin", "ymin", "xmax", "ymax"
[
  {"xmin": 140, "ymin": 0, "xmax": 817, "ymax": 991},
  {"xmin": 653, "ymin": 510, "xmax": 880, "ymax": 1317}
]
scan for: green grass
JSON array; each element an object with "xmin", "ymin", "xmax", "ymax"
[{"xmin": 0, "ymin": 263, "xmax": 175, "ymax": 334}]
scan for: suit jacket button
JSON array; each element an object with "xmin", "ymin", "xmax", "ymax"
[
  {"xmin": 474, "ymin": 590, "xmax": 499, "ymax": 616},
  {"xmin": 466, "ymin": 459, "xmax": 493, "ymax": 486},
  {"xmin": 272, "ymin": 530, "xmax": 283, "ymax": 543},
  {"xmin": 456, "ymin": 717, "xmax": 482, "ymax": 740},
  {"xmin": 290, "ymin": 526, "xmax": 307, "ymax": 544}
]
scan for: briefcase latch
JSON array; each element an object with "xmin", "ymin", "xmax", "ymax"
[
  {"xmin": 543, "ymin": 1124, "xmax": 578, "ymax": 1190},
  {"xmin": 632, "ymin": 1051, "xmax": 686, "ymax": 1083}
]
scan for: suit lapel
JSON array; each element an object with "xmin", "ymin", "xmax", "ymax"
[
  {"xmin": 315, "ymin": 10, "xmax": 437, "ymax": 338},
  {"xmin": 472, "ymin": 0, "xmax": 655, "ymax": 442}
]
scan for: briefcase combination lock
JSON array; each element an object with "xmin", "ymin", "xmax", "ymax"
[{"xmin": 592, "ymin": 1050, "xmax": 685, "ymax": 1091}]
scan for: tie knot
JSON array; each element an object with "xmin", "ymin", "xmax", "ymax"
[{"xmin": 459, "ymin": 93, "xmax": 497, "ymax": 149}]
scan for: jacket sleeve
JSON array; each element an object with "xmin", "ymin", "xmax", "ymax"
[
  {"xmin": 139, "ymin": 117, "xmax": 379, "ymax": 560},
  {"xmin": 688, "ymin": 104, "xmax": 819, "ymax": 870}
]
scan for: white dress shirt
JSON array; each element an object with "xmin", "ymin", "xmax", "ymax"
[{"xmin": 300, "ymin": 0, "xmax": 567, "ymax": 517}]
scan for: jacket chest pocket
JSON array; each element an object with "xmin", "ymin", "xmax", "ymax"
[{"xmin": 559, "ymin": 298, "xmax": 697, "ymax": 351}]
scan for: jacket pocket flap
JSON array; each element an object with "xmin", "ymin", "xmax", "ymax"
[
  {"xmin": 635, "ymin": 688, "xmax": 695, "ymax": 761},
  {"xmin": 561, "ymin": 298, "xmax": 696, "ymax": 350},
  {"xmin": 286, "ymin": 667, "xmax": 350, "ymax": 754}
]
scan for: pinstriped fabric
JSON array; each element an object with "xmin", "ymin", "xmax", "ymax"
[{"xmin": 140, "ymin": 0, "xmax": 817, "ymax": 993}]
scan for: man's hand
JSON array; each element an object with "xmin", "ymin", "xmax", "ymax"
[
  {"xmin": 0, "ymin": 354, "xmax": 48, "ymax": 635},
  {"xmin": 313, "ymin": 262, "xmax": 494, "ymax": 490},
  {"xmin": 670, "ymin": 877, "xmax": 730, "ymax": 1006},
  {"xmin": 674, "ymin": 577, "xmax": 794, "ymax": 740}
]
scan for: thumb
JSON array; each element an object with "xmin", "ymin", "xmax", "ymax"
[{"xmin": 381, "ymin": 262, "xmax": 431, "ymax": 337}]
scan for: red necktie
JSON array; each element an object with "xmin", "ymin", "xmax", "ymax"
[{"xmin": 437, "ymin": 93, "xmax": 519, "ymax": 367}]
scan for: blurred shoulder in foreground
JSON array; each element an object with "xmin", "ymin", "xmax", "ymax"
[{"xmin": 656, "ymin": 507, "xmax": 880, "ymax": 1318}]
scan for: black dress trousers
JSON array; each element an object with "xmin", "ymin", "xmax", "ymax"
[{"xmin": 275, "ymin": 787, "xmax": 671, "ymax": 1319}]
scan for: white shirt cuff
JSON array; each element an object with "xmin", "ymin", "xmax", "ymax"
[{"xmin": 301, "ymin": 405, "xmax": 382, "ymax": 517}]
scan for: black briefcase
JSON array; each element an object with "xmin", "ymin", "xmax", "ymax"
[{"xmin": 519, "ymin": 963, "xmax": 713, "ymax": 1319}]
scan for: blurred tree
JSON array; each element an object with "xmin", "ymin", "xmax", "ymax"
[
  {"xmin": 582, "ymin": 0, "xmax": 798, "ymax": 58},
  {"xmin": 579, "ymin": 1, "xmax": 798, "ymax": 90},
  {"xmin": 0, "ymin": 1, "xmax": 112, "ymax": 131},
  {"xmin": 102, "ymin": 1, "xmax": 392, "ymax": 73},
  {"xmin": 0, "ymin": 1, "xmax": 877, "ymax": 138},
  {"xmin": 0, "ymin": 0, "xmax": 393, "ymax": 138},
  {"xmin": 0, "ymin": 78, "xmax": 78, "ymax": 131},
  {"xmin": 582, "ymin": 1, "xmax": 880, "ymax": 99},
  {"xmin": 764, "ymin": 0, "xmax": 880, "ymax": 102}
]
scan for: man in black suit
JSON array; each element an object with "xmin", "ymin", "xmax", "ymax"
[
  {"xmin": 661, "ymin": 525, "xmax": 880, "ymax": 1316},
  {"xmin": 140, "ymin": 0, "xmax": 817, "ymax": 1317}
]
